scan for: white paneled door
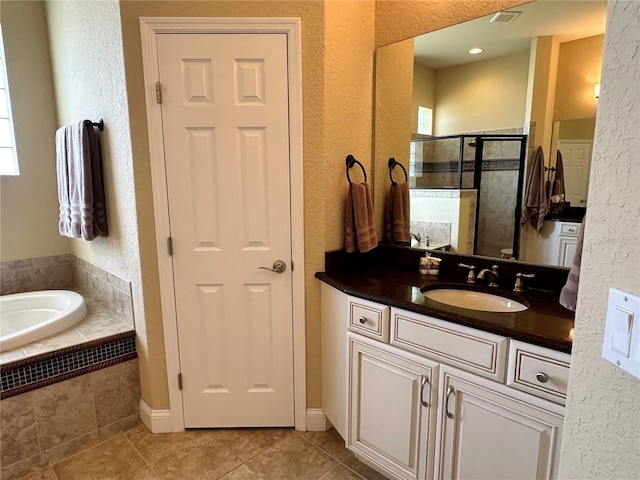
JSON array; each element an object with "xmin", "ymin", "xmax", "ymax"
[
  {"xmin": 557, "ymin": 140, "xmax": 592, "ymax": 206},
  {"xmin": 156, "ymin": 33, "xmax": 294, "ymax": 427}
]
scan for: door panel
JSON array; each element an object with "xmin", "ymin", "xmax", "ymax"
[
  {"xmin": 157, "ymin": 33, "xmax": 293, "ymax": 427},
  {"xmin": 558, "ymin": 141, "xmax": 592, "ymax": 206}
]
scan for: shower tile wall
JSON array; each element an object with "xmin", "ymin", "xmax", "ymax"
[
  {"xmin": 476, "ymin": 170, "xmax": 520, "ymax": 257},
  {"xmin": 0, "ymin": 254, "xmax": 74, "ymax": 295},
  {"xmin": 0, "ymin": 359, "xmax": 141, "ymax": 480}
]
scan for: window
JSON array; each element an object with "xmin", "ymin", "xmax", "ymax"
[
  {"xmin": 0, "ymin": 26, "xmax": 19, "ymax": 176},
  {"xmin": 417, "ymin": 106, "xmax": 433, "ymax": 136}
]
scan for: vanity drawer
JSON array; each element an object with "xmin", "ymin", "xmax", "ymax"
[
  {"xmin": 348, "ymin": 297, "xmax": 390, "ymax": 342},
  {"xmin": 560, "ymin": 222, "xmax": 580, "ymax": 237},
  {"xmin": 390, "ymin": 308, "xmax": 508, "ymax": 382},
  {"xmin": 507, "ymin": 340, "xmax": 571, "ymax": 405}
]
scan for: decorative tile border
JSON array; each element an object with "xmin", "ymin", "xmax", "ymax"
[
  {"xmin": 421, "ymin": 158, "xmax": 521, "ymax": 173},
  {"xmin": 1, "ymin": 332, "xmax": 136, "ymax": 400}
]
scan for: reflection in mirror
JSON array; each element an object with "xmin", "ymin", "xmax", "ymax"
[{"xmin": 374, "ymin": 0, "xmax": 606, "ymax": 267}]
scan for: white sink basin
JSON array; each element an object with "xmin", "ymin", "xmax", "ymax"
[{"xmin": 422, "ymin": 288, "xmax": 528, "ymax": 312}]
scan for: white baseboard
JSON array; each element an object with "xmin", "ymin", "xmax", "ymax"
[
  {"xmin": 139, "ymin": 399, "xmax": 174, "ymax": 433},
  {"xmin": 306, "ymin": 408, "xmax": 332, "ymax": 431}
]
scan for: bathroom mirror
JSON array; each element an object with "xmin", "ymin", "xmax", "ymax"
[{"xmin": 373, "ymin": 0, "xmax": 606, "ymax": 267}]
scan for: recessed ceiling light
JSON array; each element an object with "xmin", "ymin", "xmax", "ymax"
[{"xmin": 469, "ymin": 48, "xmax": 484, "ymax": 55}]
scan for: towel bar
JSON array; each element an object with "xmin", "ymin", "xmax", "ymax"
[
  {"xmin": 388, "ymin": 157, "xmax": 408, "ymax": 184},
  {"xmin": 346, "ymin": 154, "xmax": 367, "ymax": 184},
  {"xmin": 91, "ymin": 120, "xmax": 104, "ymax": 131}
]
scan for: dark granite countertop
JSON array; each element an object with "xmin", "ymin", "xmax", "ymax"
[{"xmin": 316, "ymin": 246, "xmax": 575, "ymax": 354}]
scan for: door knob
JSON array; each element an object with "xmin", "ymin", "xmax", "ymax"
[{"xmin": 258, "ymin": 260, "xmax": 287, "ymax": 273}]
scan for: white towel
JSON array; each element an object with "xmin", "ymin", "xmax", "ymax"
[{"xmin": 56, "ymin": 120, "xmax": 108, "ymax": 241}]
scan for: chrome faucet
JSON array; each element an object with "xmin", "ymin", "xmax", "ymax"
[
  {"xmin": 411, "ymin": 232, "xmax": 430, "ymax": 246},
  {"xmin": 478, "ymin": 265, "xmax": 500, "ymax": 287},
  {"xmin": 458, "ymin": 263, "xmax": 477, "ymax": 283},
  {"xmin": 514, "ymin": 273, "xmax": 535, "ymax": 292}
]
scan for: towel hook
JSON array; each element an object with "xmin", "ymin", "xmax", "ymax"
[
  {"xmin": 91, "ymin": 120, "xmax": 104, "ymax": 131},
  {"xmin": 346, "ymin": 154, "xmax": 367, "ymax": 184},
  {"xmin": 388, "ymin": 157, "xmax": 408, "ymax": 184}
]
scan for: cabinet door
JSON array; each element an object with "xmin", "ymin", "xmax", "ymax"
[
  {"xmin": 348, "ymin": 335, "xmax": 438, "ymax": 480},
  {"xmin": 559, "ymin": 237, "xmax": 578, "ymax": 267},
  {"xmin": 435, "ymin": 366, "xmax": 564, "ymax": 480}
]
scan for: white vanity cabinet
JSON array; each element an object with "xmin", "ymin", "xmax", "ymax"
[
  {"xmin": 348, "ymin": 335, "xmax": 438, "ymax": 480},
  {"xmin": 319, "ymin": 284, "xmax": 570, "ymax": 480},
  {"xmin": 557, "ymin": 222, "xmax": 580, "ymax": 267},
  {"xmin": 528, "ymin": 220, "xmax": 581, "ymax": 267}
]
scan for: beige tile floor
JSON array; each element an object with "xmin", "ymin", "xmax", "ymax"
[{"xmin": 19, "ymin": 425, "xmax": 389, "ymax": 480}]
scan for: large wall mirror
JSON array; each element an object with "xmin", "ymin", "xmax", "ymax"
[{"xmin": 374, "ymin": 0, "xmax": 606, "ymax": 268}]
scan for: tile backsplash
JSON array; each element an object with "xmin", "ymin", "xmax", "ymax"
[
  {"xmin": 73, "ymin": 257, "xmax": 134, "ymax": 328},
  {"xmin": 0, "ymin": 254, "xmax": 74, "ymax": 295}
]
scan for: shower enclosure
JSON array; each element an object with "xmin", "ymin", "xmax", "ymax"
[{"xmin": 410, "ymin": 134, "xmax": 527, "ymax": 259}]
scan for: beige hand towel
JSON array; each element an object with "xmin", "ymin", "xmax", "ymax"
[
  {"xmin": 384, "ymin": 182, "xmax": 410, "ymax": 244},
  {"xmin": 345, "ymin": 182, "xmax": 378, "ymax": 253},
  {"xmin": 560, "ymin": 218, "xmax": 586, "ymax": 312},
  {"xmin": 520, "ymin": 146, "xmax": 549, "ymax": 232}
]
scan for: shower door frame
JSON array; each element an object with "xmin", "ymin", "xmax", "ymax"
[
  {"xmin": 411, "ymin": 133, "xmax": 527, "ymax": 259},
  {"xmin": 469, "ymin": 135, "xmax": 528, "ymax": 259}
]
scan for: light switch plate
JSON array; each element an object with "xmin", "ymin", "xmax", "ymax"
[{"xmin": 602, "ymin": 288, "xmax": 640, "ymax": 379}]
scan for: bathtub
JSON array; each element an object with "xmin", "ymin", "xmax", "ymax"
[{"xmin": 0, "ymin": 290, "xmax": 87, "ymax": 351}]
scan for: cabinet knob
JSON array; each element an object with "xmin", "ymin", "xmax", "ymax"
[
  {"xmin": 536, "ymin": 372, "xmax": 549, "ymax": 383},
  {"xmin": 359, "ymin": 316, "xmax": 367, "ymax": 325}
]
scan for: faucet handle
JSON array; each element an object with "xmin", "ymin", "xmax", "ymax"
[
  {"xmin": 514, "ymin": 272, "xmax": 535, "ymax": 292},
  {"xmin": 458, "ymin": 263, "xmax": 477, "ymax": 284}
]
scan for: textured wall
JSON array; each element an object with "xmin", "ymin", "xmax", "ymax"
[
  {"xmin": 45, "ymin": 0, "xmax": 148, "ymax": 400},
  {"xmin": 554, "ymin": 34, "xmax": 603, "ymax": 122},
  {"xmin": 374, "ymin": 0, "xmax": 528, "ymax": 48},
  {"xmin": 435, "ymin": 51, "xmax": 530, "ymax": 135},
  {"xmin": 320, "ymin": 0, "xmax": 376, "ymax": 404},
  {"xmin": 0, "ymin": 1, "xmax": 70, "ymax": 260},
  {"xmin": 559, "ymin": 1, "xmax": 640, "ymax": 478}
]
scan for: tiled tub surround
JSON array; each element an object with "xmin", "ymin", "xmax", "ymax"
[
  {"xmin": 0, "ymin": 299, "xmax": 133, "ymax": 366},
  {"xmin": 0, "ymin": 359, "xmax": 141, "ymax": 480},
  {"xmin": 0, "ymin": 255, "xmax": 74, "ymax": 296},
  {"xmin": 1, "ymin": 254, "xmax": 135, "ymax": 329},
  {"xmin": 0, "ymin": 255, "xmax": 138, "ymax": 478},
  {"xmin": 72, "ymin": 256, "xmax": 134, "ymax": 328}
]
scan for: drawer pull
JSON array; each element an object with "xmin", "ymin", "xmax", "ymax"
[
  {"xmin": 445, "ymin": 385, "xmax": 456, "ymax": 419},
  {"xmin": 536, "ymin": 372, "xmax": 549, "ymax": 383},
  {"xmin": 358, "ymin": 316, "xmax": 367, "ymax": 325},
  {"xmin": 420, "ymin": 375, "xmax": 430, "ymax": 407}
]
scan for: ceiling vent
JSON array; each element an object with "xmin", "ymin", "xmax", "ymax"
[{"xmin": 490, "ymin": 11, "xmax": 522, "ymax": 23}]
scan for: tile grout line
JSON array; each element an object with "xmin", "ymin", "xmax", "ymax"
[
  {"xmin": 122, "ymin": 430, "xmax": 163, "ymax": 479},
  {"xmin": 292, "ymin": 430, "xmax": 370, "ymax": 480}
]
